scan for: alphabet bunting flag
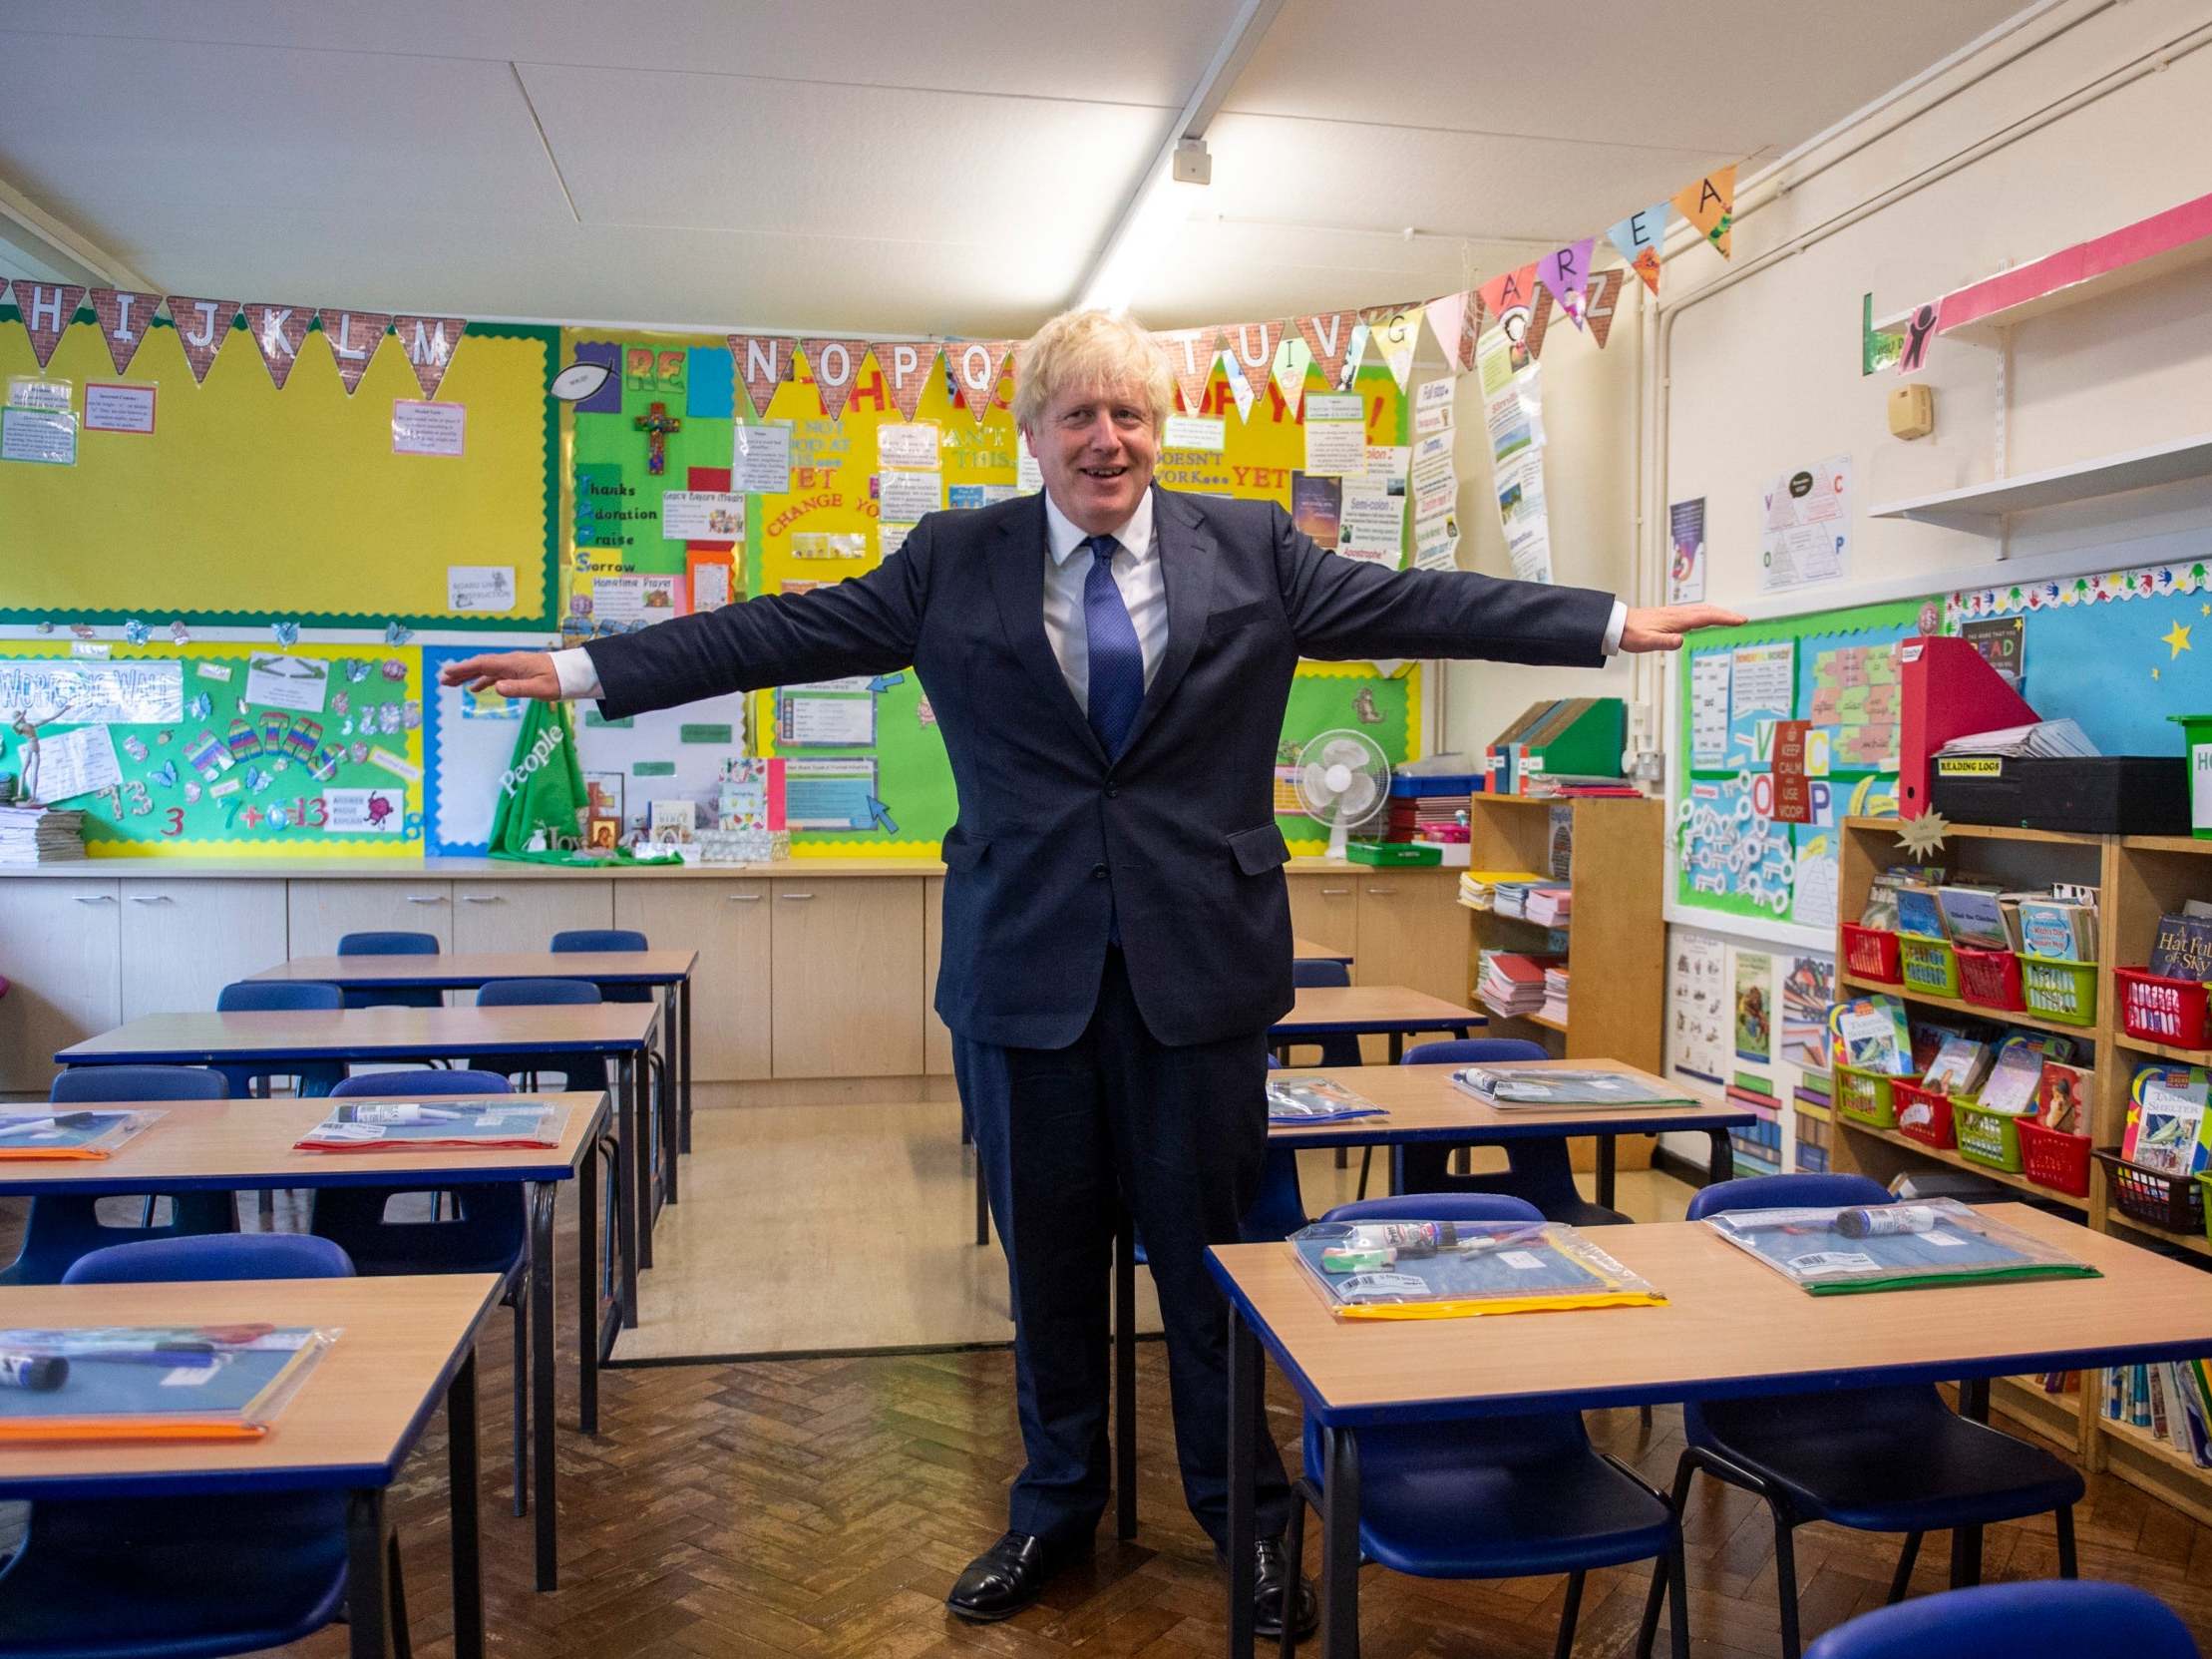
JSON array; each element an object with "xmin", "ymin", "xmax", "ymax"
[
  {"xmin": 1535, "ymin": 239, "xmax": 1596, "ymax": 331},
  {"xmin": 16, "ymin": 283, "xmax": 85, "ymax": 370},
  {"xmin": 1295, "ymin": 310, "xmax": 1360, "ymax": 391},
  {"xmin": 1423, "ymin": 290, "xmax": 1471, "ymax": 373},
  {"xmin": 243, "ymin": 302, "xmax": 312, "ymax": 388},
  {"xmin": 801, "ymin": 338, "xmax": 873, "ymax": 422},
  {"xmin": 89, "ymin": 288, "xmax": 163, "ymax": 376},
  {"xmin": 1671, "ymin": 165, "xmax": 1735, "ymax": 257},
  {"xmin": 1476, "ymin": 265, "xmax": 1540, "ymax": 347},
  {"xmin": 880, "ymin": 339, "xmax": 940, "ymax": 422},
  {"xmin": 1156, "ymin": 326, "xmax": 1222, "ymax": 414},
  {"xmin": 1363, "ymin": 304, "xmax": 1422, "ymax": 391},
  {"xmin": 393, "ymin": 315, "xmax": 467, "ymax": 399},
  {"xmin": 316, "ymin": 308, "xmax": 390, "ymax": 393},
  {"xmin": 165, "ymin": 295, "xmax": 239, "ymax": 383},
  {"xmin": 948, "ymin": 339, "xmax": 1013, "ymax": 422},
  {"xmin": 729, "ymin": 333, "xmax": 796, "ymax": 419},
  {"xmin": 1608, "ymin": 202, "xmax": 1671, "ymax": 294},
  {"xmin": 1225, "ymin": 319, "xmax": 1284, "ymax": 385}
]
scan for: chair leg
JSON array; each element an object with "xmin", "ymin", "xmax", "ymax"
[
  {"xmin": 1636, "ymin": 1453, "xmax": 1696, "ymax": 1659},
  {"xmin": 1280, "ymin": 1481, "xmax": 1310, "ymax": 1659},
  {"xmin": 387, "ymin": 1530, "xmax": 413, "ymax": 1659},
  {"xmin": 511, "ymin": 1291, "xmax": 529, "ymax": 1518},
  {"xmin": 1887, "ymin": 1531, "xmax": 1922, "ymax": 1603},
  {"xmin": 1355, "ymin": 1145, "xmax": 1373, "ymax": 1199},
  {"xmin": 1553, "ymin": 1569, "xmax": 1585, "ymax": 1659},
  {"xmin": 1772, "ymin": 1509, "xmax": 1802, "ymax": 1659},
  {"xmin": 1949, "ymin": 1523, "xmax": 1984, "ymax": 1590},
  {"xmin": 1666, "ymin": 1535, "xmax": 1690, "ymax": 1659},
  {"xmin": 2056, "ymin": 1504, "xmax": 2077, "ymax": 1578}
]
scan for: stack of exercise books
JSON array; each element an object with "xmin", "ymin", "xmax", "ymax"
[
  {"xmin": 1539, "ymin": 965, "xmax": 1570, "ymax": 1026},
  {"xmin": 0, "ymin": 805, "xmax": 85, "ymax": 865},
  {"xmin": 1475, "ymin": 950, "xmax": 1560, "ymax": 1019},
  {"xmin": 1525, "ymin": 887, "xmax": 1572, "ymax": 928},
  {"xmin": 2104, "ymin": 1359, "xmax": 2212, "ymax": 1466},
  {"xmin": 1450, "ymin": 1065, "xmax": 1693, "ymax": 1108},
  {"xmin": 1936, "ymin": 717, "xmax": 2099, "ymax": 760},
  {"xmin": 1457, "ymin": 869, "xmax": 1546, "ymax": 912}
]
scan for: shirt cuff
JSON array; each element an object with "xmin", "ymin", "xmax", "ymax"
[
  {"xmin": 550, "ymin": 646, "xmax": 604, "ymax": 700},
  {"xmin": 1602, "ymin": 600, "xmax": 1628, "ymax": 656}
]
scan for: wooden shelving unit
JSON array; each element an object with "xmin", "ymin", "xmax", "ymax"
[
  {"xmin": 1462, "ymin": 793, "xmax": 1664, "ymax": 1172},
  {"xmin": 1833, "ymin": 815, "xmax": 2212, "ymax": 1518}
]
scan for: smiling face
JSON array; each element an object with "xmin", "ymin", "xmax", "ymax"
[{"xmin": 1023, "ymin": 383, "xmax": 1158, "ymax": 537}]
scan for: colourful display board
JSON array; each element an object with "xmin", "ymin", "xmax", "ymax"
[
  {"xmin": 1673, "ymin": 599, "xmax": 1921, "ymax": 932},
  {"xmin": 0, "ymin": 640, "xmax": 425, "ymax": 857},
  {"xmin": 0, "ymin": 303, "xmax": 556, "ymax": 629}
]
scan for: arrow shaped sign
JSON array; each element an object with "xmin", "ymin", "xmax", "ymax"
[{"xmin": 868, "ymin": 673, "xmax": 906, "ymax": 693}]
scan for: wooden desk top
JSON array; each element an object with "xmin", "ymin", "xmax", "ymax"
[
  {"xmin": 56, "ymin": 1004, "xmax": 657, "ymax": 1064},
  {"xmin": 0, "ymin": 1274, "xmax": 501, "ymax": 1498},
  {"xmin": 250, "ymin": 950, "xmax": 698, "ymax": 988},
  {"xmin": 1268, "ymin": 1061, "xmax": 1753, "ymax": 1145},
  {"xmin": 1210, "ymin": 1204, "xmax": 2212, "ymax": 1429},
  {"xmin": 0, "ymin": 1093, "xmax": 605, "ymax": 1196},
  {"xmin": 1291, "ymin": 937, "xmax": 1353, "ymax": 964},
  {"xmin": 1274, "ymin": 985, "xmax": 1484, "ymax": 1035}
]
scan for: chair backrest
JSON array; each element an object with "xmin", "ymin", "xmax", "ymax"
[
  {"xmin": 1291, "ymin": 959, "xmax": 1351, "ymax": 990},
  {"xmin": 1802, "ymin": 1581, "xmax": 2201, "ymax": 1659},
  {"xmin": 1321, "ymin": 1193, "xmax": 1545, "ymax": 1225},
  {"xmin": 1401, "ymin": 1037, "xmax": 1549, "ymax": 1066},
  {"xmin": 215, "ymin": 980, "xmax": 343, "ymax": 1014},
  {"xmin": 62, "ymin": 1231, "xmax": 354, "ymax": 1284},
  {"xmin": 1686, "ymin": 1172, "xmax": 1892, "ymax": 1221},
  {"xmin": 330, "ymin": 1069, "xmax": 514, "ymax": 1099},
  {"xmin": 552, "ymin": 929, "xmax": 647, "ymax": 954},
  {"xmin": 476, "ymin": 977, "xmax": 602, "ymax": 1008},
  {"xmin": 51, "ymin": 1064, "xmax": 226, "ymax": 1103},
  {"xmin": 337, "ymin": 931, "xmax": 441, "ymax": 957}
]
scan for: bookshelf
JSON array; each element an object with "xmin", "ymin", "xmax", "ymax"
[
  {"xmin": 1463, "ymin": 793, "xmax": 1664, "ymax": 1171},
  {"xmin": 1834, "ymin": 815, "xmax": 2212, "ymax": 1522}
]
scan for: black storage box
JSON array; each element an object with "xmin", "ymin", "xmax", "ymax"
[{"xmin": 1929, "ymin": 754, "xmax": 2189, "ymax": 835}]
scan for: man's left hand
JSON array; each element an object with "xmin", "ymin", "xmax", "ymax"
[{"xmin": 1620, "ymin": 604, "xmax": 1747, "ymax": 651}]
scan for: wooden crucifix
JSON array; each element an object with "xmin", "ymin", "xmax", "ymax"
[{"xmin": 634, "ymin": 400, "xmax": 682, "ymax": 476}]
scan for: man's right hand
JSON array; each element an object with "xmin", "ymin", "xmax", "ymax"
[{"xmin": 438, "ymin": 650, "xmax": 562, "ymax": 700}]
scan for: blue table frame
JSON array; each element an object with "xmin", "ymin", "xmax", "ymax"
[{"xmin": 1208, "ymin": 1205, "xmax": 2212, "ymax": 1658}]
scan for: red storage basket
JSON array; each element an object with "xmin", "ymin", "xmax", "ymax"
[
  {"xmin": 2116, "ymin": 967, "xmax": 2212, "ymax": 1050},
  {"xmin": 1841, "ymin": 925, "xmax": 1901, "ymax": 985},
  {"xmin": 1891, "ymin": 1081, "xmax": 1956, "ymax": 1149},
  {"xmin": 2017, "ymin": 1119, "xmax": 2091, "ymax": 1198},
  {"xmin": 1954, "ymin": 946, "xmax": 2025, "ymax": 1013}
]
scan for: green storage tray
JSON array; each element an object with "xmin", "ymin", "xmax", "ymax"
[
  {"xmin": 1833, "ymin": 1063, "xmax": 1905, "ymax": 1130},
  {"xmin": 1898, "ymin": 935, "xmax": 1961, "ymax": 1000},
  {"xmin": 1951, "ymin": 1100, "xmax": 2027, "ymax": 1173},
  {"xmin": 2020, "ymin": 957, "xmax": 2097, "ymax": 1026}
]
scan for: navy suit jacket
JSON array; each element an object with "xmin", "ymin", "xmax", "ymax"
[{"xmin": 582, "ymin": 485, "xmax": 1615, "ymax": 1048}]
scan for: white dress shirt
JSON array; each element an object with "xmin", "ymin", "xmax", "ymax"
[{"xmin": 549, "ymin": 493, "xmax": 1627, "ymax": 698}]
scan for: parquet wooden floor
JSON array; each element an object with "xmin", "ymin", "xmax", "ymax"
[{"xmin": 5, "ymin": 1192, "xmax": 2209, "ymax": 1657}]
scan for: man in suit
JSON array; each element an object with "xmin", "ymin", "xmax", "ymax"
[{"xmin": 444, "ymin": 308, "xmax": 1740, "ymax": 1637}]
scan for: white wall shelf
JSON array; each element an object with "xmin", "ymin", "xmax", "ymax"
[{"xmin": 1868, "ymin": 431, "xmax": 2212, "ymax": 533}]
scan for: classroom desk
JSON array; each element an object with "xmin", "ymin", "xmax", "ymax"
[
  {"xmin": 1106, "ymin": 1058, "xmax": 1754, "ymax": 1541},
  {"xmin": 1271, "ymin": 985, "xmax": 1485, "ymax": 1063},
  {"xmin": 248, "ymin": 949, "xmax": 699, "ymax": 1182},
  {"xmin": 0, "ymin": 1272, "xmax": 502, "ymax": 1659},
  {"xmin": 0, "ymin": 1091, "xmax": 608, "ymax": 1592},
  {"xmin": 1291, "ymin": 937, "xmax": 1353, "ymax": 965},
  {"xmin": 54, "ymin": 1005, "xmax": 661, "ymax": 1328},
  {"xmin": 1210, "ymin": 1204, "xmax": 2212, "ymax": 1658}
]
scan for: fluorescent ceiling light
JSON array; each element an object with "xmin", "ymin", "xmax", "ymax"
[{"xmin": 1078, "ymin": 160, "xmax": 1204, "ymax": 317}]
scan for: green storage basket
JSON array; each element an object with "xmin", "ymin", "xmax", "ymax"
[
  {"xmin": 1898, "ymin": 936, "xmax": 1961, "ymax": 1000},
  {"xmin": 2019, "ymin": 957, "xmax": 2097, "ymax": 1027},
  {"xmin": 1951, "ymin": 1100, "xmax": 2027, "ymax": 1173},
  {"xmin": 1833, "ymin": 1063, "xmax": 1905, "ymax": 1130}
]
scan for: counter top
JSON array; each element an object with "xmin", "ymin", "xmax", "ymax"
[{"xmin": 0, "ymin": 853, "xmax": 1436, "ymax": 881}]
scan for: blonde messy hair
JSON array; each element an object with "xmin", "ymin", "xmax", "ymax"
[{"xmin": 1012, "ymin": 309, "xmax": 1175, "ymax": 434}]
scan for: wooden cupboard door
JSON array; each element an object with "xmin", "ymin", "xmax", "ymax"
[
  {"xmin": 0, "ymin": 879, "xmax": 121, "ymax": 1091},
  {"xmin": 451, "ymin": 880, "xmax": 613, "ymax": 953},
  {"xmin": 1353, "ymin": 871, "xmax": 1469, "ymax": 1004},
  {"xmin": 922, "ymin": 876, "xmax": 951, "ymax": 1076},
  {"xmin": 1287, "ymin": 874, "xmax": 1359, "ymax": 961},
  {"xmin": 615, "ymin": 879, "xmax": 771, "ymax": 1082},
  {"xmin": 769, "ymin": 877, "xmax": 925, "ymax": 1078},
  {"xmin": 286, "ymin": 880, "xmax": 454, "ymax": 957},
  {"xmin": 120, "ymin": 879, "xmax": 289, "ymax": 1018}
]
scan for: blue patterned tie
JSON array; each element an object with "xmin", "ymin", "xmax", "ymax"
[{"xmin": 1082, "ymin": 535, "xmax": 1144, "ymax": 758}]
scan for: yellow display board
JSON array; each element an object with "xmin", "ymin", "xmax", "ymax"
[{"xmin": 0, "ymin": 306, "xmax": 555, "ymax": 629}]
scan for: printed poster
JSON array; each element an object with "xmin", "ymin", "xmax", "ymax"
[
  {"xmin": 1667, "ymin": 497, "xmax": 1706, "ymax": 605},
  {"xmin": 1758, "ymin": 455, "xmax": 1851, "ymax": 594},
  {"xmin": 1669, "ymin": 932, "xmax": 1728, "ymax": 1083},
  {"xmin": 1780, "ymin": 954, "xmax": 1835, "ymax": 1071},
  {"xmin": 1733, "ymin": 949, "xmax": 1773, "ymax": 1062}
]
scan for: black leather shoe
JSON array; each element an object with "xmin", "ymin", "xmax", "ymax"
[
  {"xmin": 1254, "ymin": 1535, "xmax": 1318, "ymax": 1641},
  {"xmin": 946, "ymin": 1531, "xmax": 1054, "ymax": 1623}
]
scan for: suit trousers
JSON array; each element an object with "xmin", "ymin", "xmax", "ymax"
[{"xmin": 954, "ymin": 946, "xmax": 1293, "ymax": 1552}]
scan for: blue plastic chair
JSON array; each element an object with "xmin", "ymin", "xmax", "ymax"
[
  {"xmin": 212, "ymin": 980, "xmax": 347, "ymax": 1099},
  {"xmin": 337, "ymin": 929, "xmax": 445, "ymax": 1011},
  {"xmin": 0, "ymin": 1067, "xmax": 237, "ymax": 1286},
  {"xmin": 1639, "ymin": 1172, "xmax": 2084, "ymax": 1659},
  {"xmin": 1392, "ymin": 1038, "xmax": 1628, "ymax": 1227},
  {"xmin": 1283, "ymin": 960, "xmax": 1363, "ymax": 1069},
  {"xmin": 0, "ymin": 1232, "xmax": 392, "ymax": 1659},
  {"xmin": 469, "ymin": 978, "xmax": 607, "ymax": 1092},
  {"xmin": 552, "ymin": 928, "xmax": 653, "ymax": 1005},
  {"xmin": 313, "ymin": 1069, "xmax": 531, "ymax": 1516},
  {"xmin": 1286, "ymin": 1193, "xmax": 1689, "ymax": 1659},
  {"xmin": 1802, "ymin": 1581, "xmax": 2200, "ymax": 1659}
]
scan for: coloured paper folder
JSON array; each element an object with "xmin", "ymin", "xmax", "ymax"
[
  {"xmin": 1291, "ymin": 1221, "xmax": 1664, "ymax": 1319},
  {"xmin": 0, "ymin": 1326, "xmax": 332, "ymax": 1443},
  {"xmin": 1897, "ymin": 636, "xmax": 2038, "ymax": 820}
]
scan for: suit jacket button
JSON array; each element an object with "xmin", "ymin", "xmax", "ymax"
[
  {"xmin": 1105, "ymin": 784, "xmax": 1120, "ymax": 798},
  {"xmin": 1091, "ymin": 863, "xmax": 1109, "ymax": 880}
]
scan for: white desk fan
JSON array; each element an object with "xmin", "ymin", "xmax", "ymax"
[{"xmin": 1294, "ymin": 728, "xmax": 1392, "ymax": 861}]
